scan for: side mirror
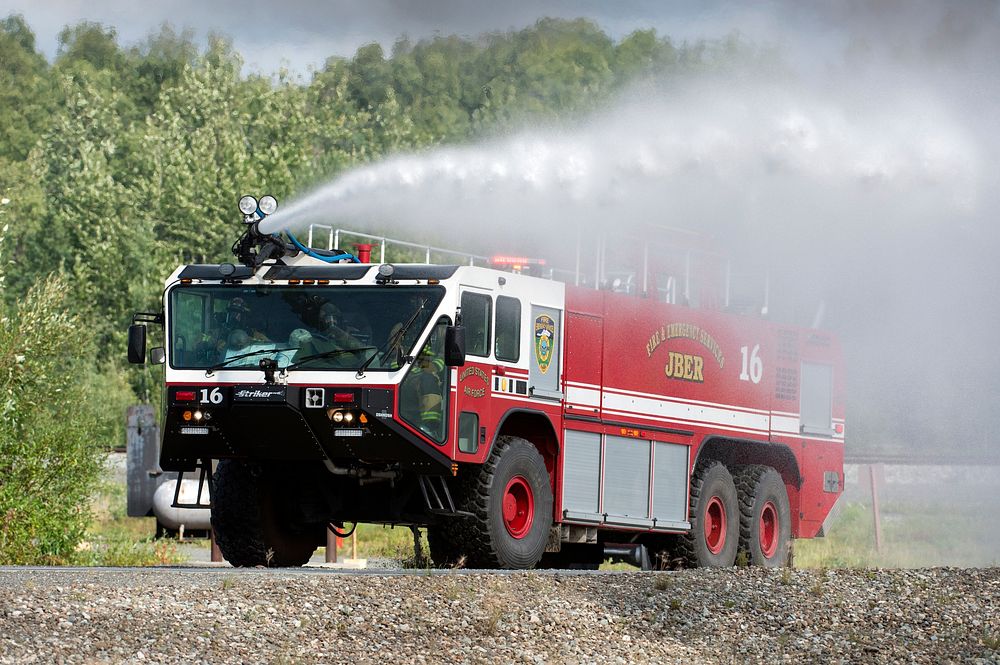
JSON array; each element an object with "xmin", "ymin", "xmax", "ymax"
[
  {"xmin": 149, "ymin": 347, "xmax": 166, "ymax": 365},
  {"xmin": 128, "ymin": 324, "xmax": 147, "ymax": 364},
  {"xmin": 444, "ymin": 325, "xmax": 466, "ymax": 367}
]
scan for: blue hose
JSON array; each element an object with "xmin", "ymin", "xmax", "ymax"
[{"xmin": 285, "ymin": 231, "xmax": 359, "ymax": 263}]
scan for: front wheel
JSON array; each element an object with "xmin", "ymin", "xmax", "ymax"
[
  {"xmin": 458, "ymin": 436, "xmax": 553, "ymax": 569},
  {"xmin": 679, "ymin": 461, "xmax": 739, "ymax": 567},
  {"xmin": 735, "ymin": 465, "xmax": 792, "ymax": 567},
  {"xmin": 211, "ymin": 460, "xmax": 319, "ymax": 567}
]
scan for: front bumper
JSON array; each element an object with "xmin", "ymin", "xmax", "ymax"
[{"xmin": 160, "ymin": 384, "xmax": 451, "ymax": 473}]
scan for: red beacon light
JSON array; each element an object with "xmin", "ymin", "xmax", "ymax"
[
  {"xmin": 490, "ymin": 255, "xmax": 546, "ymax": 276},
  {"xmin": 175, "ymin": 391, "xmax": 197, "ymax": 402}
]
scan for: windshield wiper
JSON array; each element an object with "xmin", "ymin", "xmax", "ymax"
[
  {"xmin": 205, "ymin": 347, "xmax": 297, "ymax": 376},
  {"xmin": 356, "ymin": 298, "xmax": 428, "ymax": 377},
  {"xmin": 283, "ymin": 346, "xmax": 376, "ymax": 372}
]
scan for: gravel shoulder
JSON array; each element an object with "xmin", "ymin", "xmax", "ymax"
[{"xmin": 0, "ymin": 567, "xmax": 998, "ymax": 664}]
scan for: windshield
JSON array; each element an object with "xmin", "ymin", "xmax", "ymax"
[{"xmin": 168, "ymin": 285, "xmax": 444, "ymax": 371}]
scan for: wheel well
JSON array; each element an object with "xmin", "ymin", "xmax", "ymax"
[
  {"xmin": 693, "ymin": 437, "xmax": 801, "ymax": 488},
  {"xmin": 493, "ymin": 409, "xmax": 559, "ymax": 493}
]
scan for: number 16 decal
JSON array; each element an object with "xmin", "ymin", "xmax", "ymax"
[
  {"xmin": 739, "ymin": 344, "xmax": 763, "ymax": 384},
  {"xmin": 199, "ymin": 387, "xmax": 224, "ymax": 404}
]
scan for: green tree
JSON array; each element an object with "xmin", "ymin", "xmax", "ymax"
[
  {"xmin": 29, "ymin": 72, "xmax": 154, "ymax": 358},
  {"xmin": 133, "ymin": 39, "xmax": 267, "ymax": 263},
  {"xmin": 308, "ymin": 57, "xmax": 426, "ymax": 177},
  {"xmin": 0, "ymin": 14, "xmax": 52, "ymax": 162},
  {"xmin": 124, "ymin": 23, "xmax": 199, "ymax": 118},
  {"xmin": 391, "ymin": 35, "xmax": 479, "ymax": 141},
  {"xmin": 615, "ymin": 29, "xmax": 677, "ymax": 83},
  {"xmin": 348, "ymin": 42, "xmax": 393, "ymax": 108},
  {"xmin": 55, "ymin": 21, "xmax": 125, "ymax": 73},
  {"xmin": 0, "ymin": 228, "xmax": 106, "ymax": 563}
]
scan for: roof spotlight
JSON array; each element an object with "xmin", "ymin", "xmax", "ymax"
[
  {"xmin": 258, "ymin": 195, "xmax": 278, "ymax": 216},
  {"xmin": 238, "ymin": 195, "xmax": 258, "ymax": 215}
]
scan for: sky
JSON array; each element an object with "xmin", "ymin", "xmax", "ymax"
[{"xmin": 3, "ymin": 0, "xmax": 843, "ymax": 75}]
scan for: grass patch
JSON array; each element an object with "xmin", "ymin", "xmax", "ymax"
[
  {"xmin": 796, "ymin": 500, "xmax": 1000, "ymax": 569},
  {"xmin": 78, "ymin": 467, "xmax": 183, "ymax": 566},
  {"xmin": 795, "ymin": 503, "xmax": 877, "ymax": 568},
  {"xmin": 338, "ymin": 523, "xmax": 425, "ymax": 561}
]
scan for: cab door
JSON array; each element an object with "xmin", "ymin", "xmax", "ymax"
[{"xmin": 453, "ymin": 288, "xmax": 493, "ymax": 461}]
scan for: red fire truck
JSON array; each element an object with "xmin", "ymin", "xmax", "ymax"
[{"xmin": 128, "ymin": 196, "xmax": 845, "ymax": 569}]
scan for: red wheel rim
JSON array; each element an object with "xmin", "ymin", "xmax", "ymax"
[
  {"xmin": 704, "ymin": 496, "xmax": 727, "ymax": 555},
  {"xmin": 759, "ymin": 500, "xmax": 778, "ymax": 558},
  {"xmin": 502, "ymin": 476, "xmax": 534, "ymax": 539}
]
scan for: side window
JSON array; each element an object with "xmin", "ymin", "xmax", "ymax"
[
  {"xmin": 399, "ymin": 319, "xmax": 450, "ymax": 444},
  {"xmin": 171, "ymin": 290, "xmax": 208, "ymax": 366},
  {"xmin": 495, "ymin": 296, "xmax": 521, "ymax": 362},
  {"xmin": 461, "ymin": 292, "xmax": 492, "ymax": 358},
  {"xmin": 800, "ymin": 362, "xmax": 833, "ymax": 435},
  {"xmin": 458, "ymin": 412, "xmax": 479, "ymax": 454}
]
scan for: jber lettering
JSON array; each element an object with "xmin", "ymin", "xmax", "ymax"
[{"xmin": 664, "ymin": 352, "xmax": 704, "ymax": 383}]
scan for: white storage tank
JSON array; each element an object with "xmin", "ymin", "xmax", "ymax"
[{"xmin": 152, "ymin": 479, "xmax": 212, "ymax": 531}]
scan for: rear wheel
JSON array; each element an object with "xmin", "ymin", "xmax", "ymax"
[
  {"xmin": 678, "ymin": 461, "xmax": 739, "ymax": 567},
  {"xmin": 211, "ymin": 460, "xmax": 319, "ymax": 567},
  {"xmin": 453, "ymin": 436, "xmax": 553, "ymax": 569},
  {"xmin": 735, "ymin": 465, "xmax": 792, "ymax": 567}
]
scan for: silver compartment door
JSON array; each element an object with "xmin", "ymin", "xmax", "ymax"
[
  {"xmin": 561, "ymin": 429, "xmax": 602, "ymax": 523},
  {"xmin": 603, "ymin": 435, "xmax": 652, "ymax": 527}
]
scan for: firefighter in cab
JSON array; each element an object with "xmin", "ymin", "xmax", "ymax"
[{"xmin": 402, "ymin": 340, "xmax": 447, "ymax": 440}]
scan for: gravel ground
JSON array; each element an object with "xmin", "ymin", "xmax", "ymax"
[{"xmin": 0, "ymin": 567, "xmax": 998, "ymax": 664}]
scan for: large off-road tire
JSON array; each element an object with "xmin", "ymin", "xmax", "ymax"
[
  {"xmin": 735, "ymin": 465, "xmax": 792, "ymax": 567},
  {"xmin": 211, "ymin": 460, "xmax": 318, "ymax": 567},
  {"xmin": 427, "ymin": 525, "xmax": 465, "ymax": 568},
  {"xmin": 678, "ymin": 461, "xmax": 739, "ymax": 567},
  {"xmin": 451, "ymin": 436, "xmax": 553, "ymax": 569}
]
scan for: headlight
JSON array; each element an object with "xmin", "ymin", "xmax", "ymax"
[
  {"xmin": 238, "ymin": 195, "xmax": 258, "ymax": 215},
  {"xmin": 258, "ymin": 195, "xmax": 278, "ymax": 216},
  {"xmin": 332, "ymin": 411, "xmax": 344, "ymax": 423}
]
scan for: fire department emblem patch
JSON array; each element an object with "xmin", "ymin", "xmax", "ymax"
[{"xmin": 534, "ymin": 315, "xmax": 555, "ymax": 374}]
